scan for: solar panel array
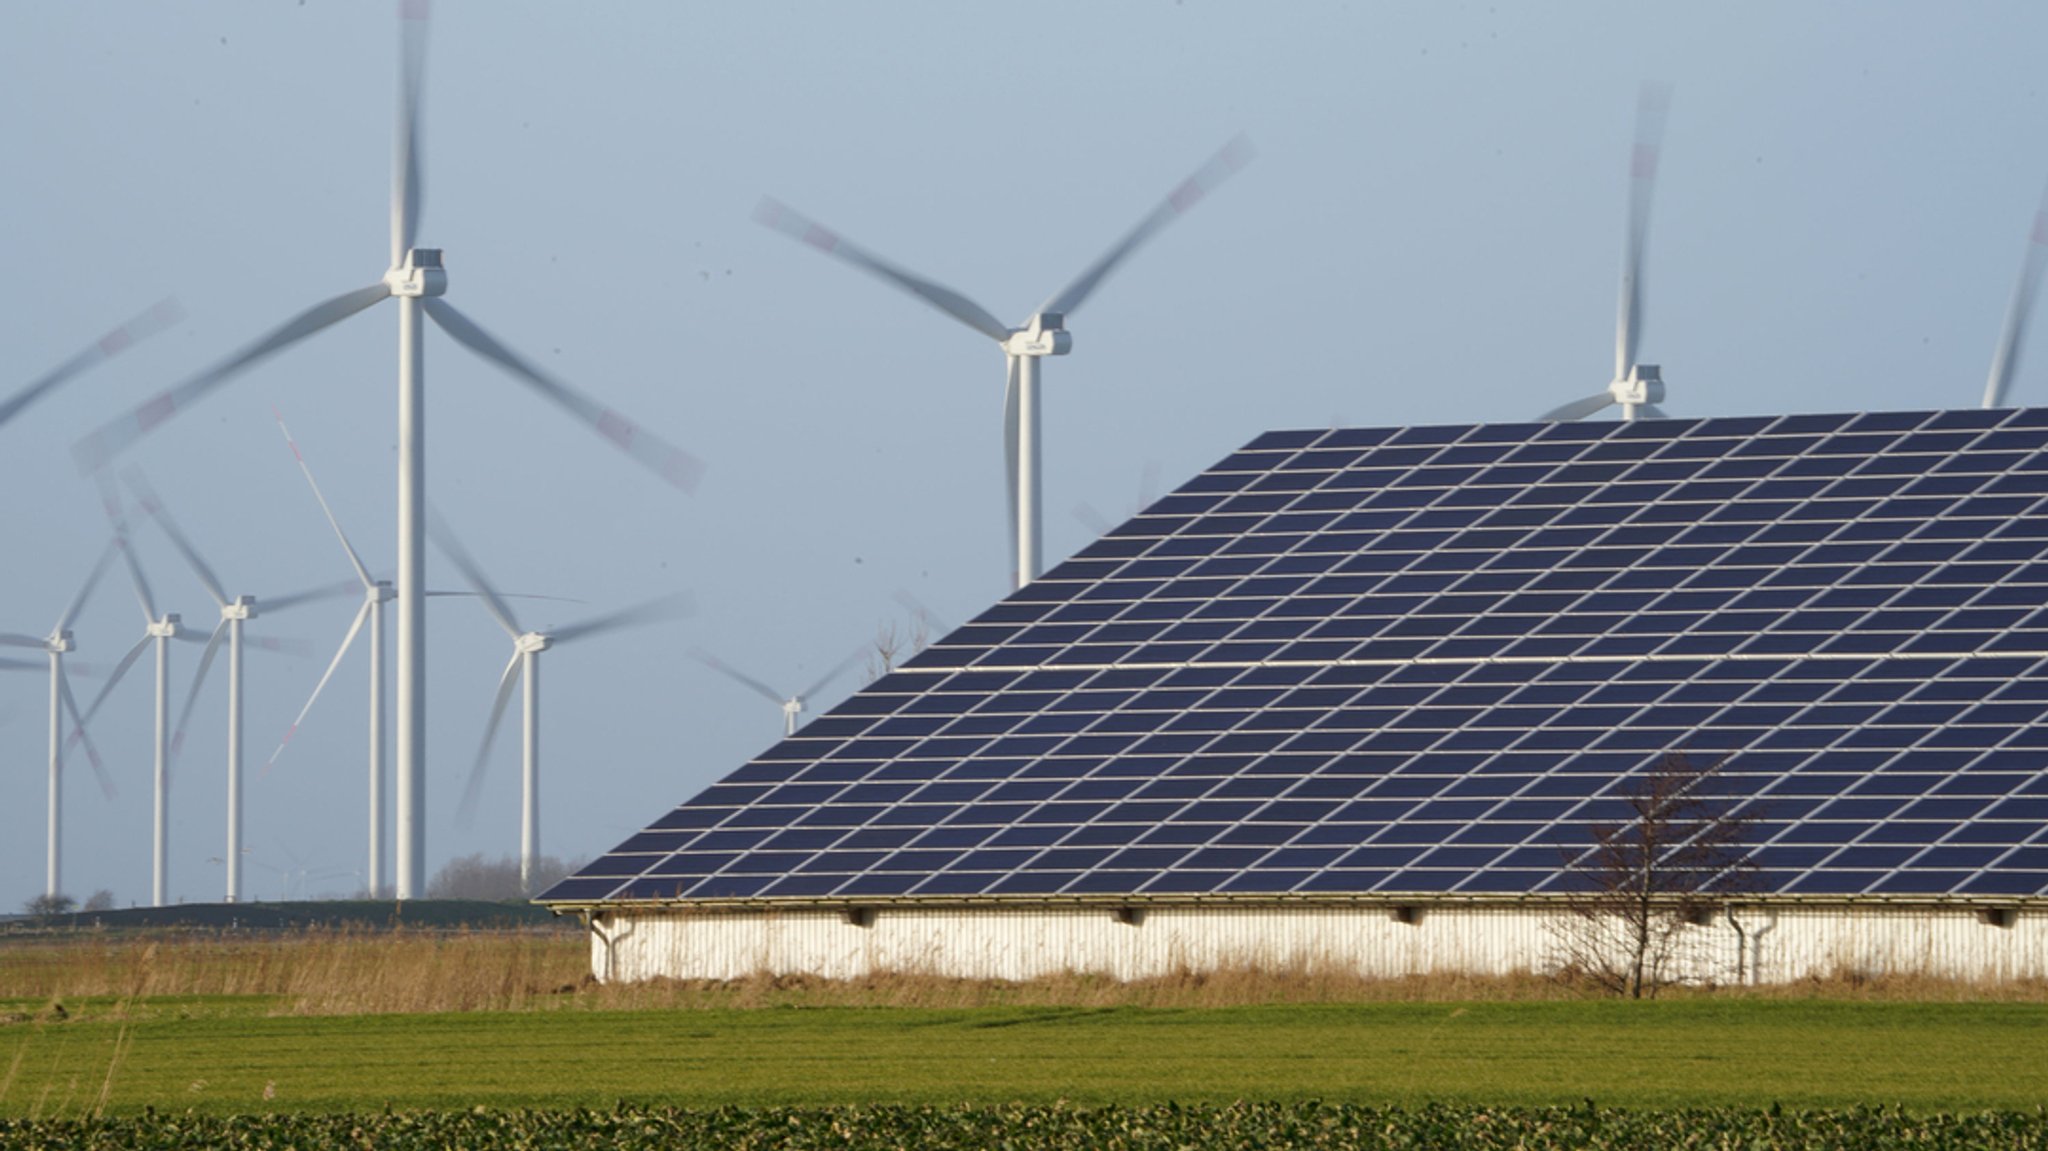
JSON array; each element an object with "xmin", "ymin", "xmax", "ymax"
[{"xmin": 545, "ymin": 407, "xmax": 2048, "ymax": 906}]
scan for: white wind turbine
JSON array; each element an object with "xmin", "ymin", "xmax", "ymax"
[
  {"xmin": 1983, "ymin": 178, "xmax": 2048, "ymax": 409},
  {"xmin": 262, "ymin": 411, "xmax": 570, "ymax": 897},
  {"xmin": 756, "ymin": 137, "xmax": 1252, "ymax": 589},
  {"xmin": 1539, "ymin": 83, "xmax": 1675, "ymax": 423},
  {"xmin": 71, "ymin": 491, "xmax": 209, "ymax": 907},
  {"xmin": 0, "ymin": 299, "xmax": 181, "ymax": 431},
  {"xmin": 127, "ymin": 471, "xmax": 349, "ymax": 904},
  {"xmin": 431, "ymin": 513, "xmax": 692, "ymax": 896},
  {"xmin": 690, "ymin": 646, "xmax": 867, "ymax": 738},
  {"xmin": 71, "ymin": 3, "xmax": 703, "ymax": 899},
  {"xmin": 0, "ymin": 544, "xmax": 119, "ymax": 899}
]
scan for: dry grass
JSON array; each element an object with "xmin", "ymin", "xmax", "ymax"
[{"xmin": 3, "ymin": 930, "xmax": 2044, "ymax": 1017}]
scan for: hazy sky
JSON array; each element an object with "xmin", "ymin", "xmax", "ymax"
[{"xmin": 4, "ymin": 2, "xmax": 2045, "ymax": 906}]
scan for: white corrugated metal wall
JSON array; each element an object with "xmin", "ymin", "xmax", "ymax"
[{"xmin": 585, "ymin": 902, "xmax": 2046, "ymax": 985}]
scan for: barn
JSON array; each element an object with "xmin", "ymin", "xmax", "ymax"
[{"xmin": 540, "ymin": 407, "xmax": 2048, "ymax": 986}]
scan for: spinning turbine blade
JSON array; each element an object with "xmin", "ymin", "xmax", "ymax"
[
  {"xmin": 798, "ymin": 646, "xmax": 867, "ymax": 701},
  {"xmin": 1540, "ymin": 392, "xmax": 1618, "ymax": 422},
  {"xmin": 421, "ymin": 299, "xmax": 706, "ymax": 492},
  {"xmin": 1984, "ymin": 177, "xmax": 2048, "ymax": 409},
  {"xmin": 57, "ymin": 539, "xmax": 121, "ymax": 635},
  {"xmin": 261, "ymin": 579, "xmax": 363, "ymax": 614},
  {"xmin": 125, "ymin": 471, "xmax": 230, "ymax": 607},
  {"xmin": 75, "ymin": 635, "xmax": 151, "ymax": 731},
  {"xmin": 1616, "ymin": 82, "xmax": 1671, "ymax": 382},
  {"xmin": 0, "ymin": 656, "xmax": 43, "ymax": 672},
  {"xmin": 72, "ymin": 283, "xmax": 392, "ymax": 473},
  {"xmin": 549, "ymin": 593, "xmax": 694, "ymax": 645},
  {"xmin": 58, "ymin": 668, "xmax": 115, "ymax": 800},
  {"xmin": 1072, "ymin": 502, "xmax": 1112, "ymax": 536},
  {"xmin": 392, "ymin": 0, "xmax": 430, "ymax": 266},
  {"xmin": 265, "ymin": 600, "xmax": 371, "ymax": 777},
  {"xmin": 275, "ymin": 410, "xmax": 375, "ymax": 588},
  {"xmin": 456, "ymin": 651, "xmax": 523, "ymax": 828},
  {"xmin": 689, "ymin": 648, "xmax": 785, "ymax": 707},
  {"xmin": 0, "ymin": 298, "xmax": 183, "ymax": 429},
  {"xmin": 425, "ymin": 510, "xmax": 523, "ymax": 638},
  {"xmin": 753, "ymin": 197, "xmax": 1011, "ymax": 342},
  {"xmin": 891, "ymin": 589, "xmax": 953, "ymax": 635},
  {"xmin": 1039, "ymin": 135, "xmax": 1256, "ymax": 319},
  {"xmin": 170, "ymin": 622, "xmax": 227, "ymax": 761}
]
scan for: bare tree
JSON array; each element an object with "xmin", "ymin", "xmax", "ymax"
[
  {"xmin": 1555, "ymin": 751, "xmax": 1756, "ymax": 998},
  {"xmin": 864, "ymin": 611, "xmax": 931, "ymax": 683},
  {"xmin": 22, "ymin": 893, "xmax": 75, "ymax": 922},
  {"xmin": 427, "ymin": 853, "xmax": 582, "ymax": 901},
  {"xmin": 81, "ymin": 890, "xmax": 116, "ymax": 913}
]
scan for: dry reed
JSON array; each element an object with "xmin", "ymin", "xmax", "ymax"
[{"xmin": 3, "ymin": 929, "xmax": 2043, "ymax": 1017}]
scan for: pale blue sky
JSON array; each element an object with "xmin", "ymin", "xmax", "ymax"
[{"xmin": 2, "ymin": 2, "xmax": 2042, "ymax": 905}]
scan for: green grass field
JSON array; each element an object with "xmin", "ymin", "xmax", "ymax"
[{"xmin": 5, "ymin": 998, "xmax": 2045, "ymax": 1117}]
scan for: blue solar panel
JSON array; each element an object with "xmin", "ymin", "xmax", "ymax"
[{"xmin": 547, "ymin": 409, "xmax": 2048, "ymax": 905}]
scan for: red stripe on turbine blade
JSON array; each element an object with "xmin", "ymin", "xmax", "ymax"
[
  {"xmin": 1221, "ymin": 137, "xmax": 1254, "ymax": 171},
  {"xmin": 1168, "ymin": 179, "xmax": 1205, "ymax": 214},
  {"xmin": 2031, "ymin": 212, "xmax": 2048, "ymax": 246},
  {"xmin": 597, "ymin": 411, "xmax": 636, "ymax": 448},
  {"xmin": 136, "ymin": 392, "xmax": 177, "ymax": 432},
  {"xmin": 400, "ymin": 0, "xmax": 429, "ymax": 19},
  {"xmin": 98, "ymin": 328, "xmax": 133, "ymax": 356},
  {"xmin": 801, "ymin": 224, "xmax": 840, "ymax": 253},
  {"xmin": 1631, "ymin": 143, "xmax": 1659, "ymax": 181}
]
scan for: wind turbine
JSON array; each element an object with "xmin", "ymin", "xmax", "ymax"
[
  {"xmin": 690, "ymin": 646, "xmax": 867, "ymax": 737},
  {"xmin": 70, "ymin": 3, "xmax": 704, "ymax": 899},
  {"xmin": 72, "ymin": 490, "xmax": 208, "ymax": 907},
  {"xmin": 755, "ymin": 136, "xmax": 1252, "ymax": 589},
  {"xmin": 1983, "ymin": 177, "xmax": 2048, "ymax": 409},
  {"xmin": 1539, "ymin": 83, "xmax": 1674, "ymax": 423},
  {"xmin": 0, "ymin": 544, "xmax": 119, "ymax": 899},
  {"xmin": 430, "ymin": 513, "xmax": 692, "ymax": 896},
  {"xmin": 0, "ymin": 299, "xmax": 181, "ymax": 430},
  {"xmin": 126, "ymin": 471, "xmax": 349, "ymax": 903},
  {"xmin": 263, "ymin": 411, "xmax": 570, "ymax": 897}
]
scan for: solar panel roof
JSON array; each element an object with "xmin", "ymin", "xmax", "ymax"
[{"xmin": 545, "ymin": 407, "xmax": 2048, "ymax": 906}]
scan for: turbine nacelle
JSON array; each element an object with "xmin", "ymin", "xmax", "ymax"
[
  {"xmin": 147, "ymin": 613, "xmax": 183, "ymax": 640},
  {"xmin": 1004, "ymin": 313, "xmax": 1072, "ymax": 358},
  {"xmin": 369, "ymin": 579, "xmax": 396, "ymax": 605},
  {"xmin": 1610, "ymin": 364, "xmax": 1665, "ymax": 408},
  {"xmin": 517, "ymin": 632, "xmax": 552, "ymax": 655},
  {"xmin": 48, "ymin": 629, "xmax": 75, "ymax": 655},
  {"xmin": 222, "ymin": 594, "xmax": 258, "ymax": 623},
  {"xmin": 385, "ymin": 248, "xmax": 447, "ymax": 298}
]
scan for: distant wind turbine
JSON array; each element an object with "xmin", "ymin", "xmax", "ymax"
[
  {"xmin": 70, "ymin": 0, "xmax": 704, "ymax": 900},
  {"xmin": 127, "ymin": 471, "xmax": 350, "ymax": 903},
  {"xmin": 691, "ymin": 646, "xmax": 866, "ymax": 737},
  {"xmin": 72, "ymin": 489, "xmax": 208, "ymax": 907},
  {"xmin": 430, "ymin": 512, "xmax": 692, "ymax": 896},
  {"xmin": 1540, "ymin": 83, "xmax": 1674, "ymax": 423},
  {"xmin": 756, "ymin": 136, "xmax": 1252, "ymax": 589},
  {"xmin": 0, "ymin": 544, "xmax": 119, "ymax": 899}
]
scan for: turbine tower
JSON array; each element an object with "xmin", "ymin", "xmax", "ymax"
[
  {"xmin": 1540, "ymin": 83, "xmax": 1674, "ymax": 423},
  {"xmin": 1983, "ymin": 177, "xmax": 2048, "ymax": 409},
  {"xmin": 73, "ymin": 491, "xmax": 207, "ymax": 907},
  {"xmin": 0, "ymin": 544, "xmax": 119, "ymax": 899},
  {"xmin": 690, "ymin": 645, "xmax": 867, "ymax": 737},
  {"xmin": 431, "ymin": 513, "xmax": 691, "ymax": 896},
  {"xmin": 756, "ymin": 136, "xmax": 1252, "ymax": 589},
  {"xmin": 71, "ymin": 2, "xmax": 704, "ymax": 899},
  {"xmin": 128, "ymin": 472, "xmax": 349, "ymax": 903}
]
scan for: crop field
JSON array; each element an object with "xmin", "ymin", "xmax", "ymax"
[{"xmin": 2, "ymin": 928, "xmax": 2046, "ymax": 1147}]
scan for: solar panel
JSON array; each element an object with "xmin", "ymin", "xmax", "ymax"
[{"xmin": 544, "ymin": 409, "xmax": 2048, "ymax": 906}]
